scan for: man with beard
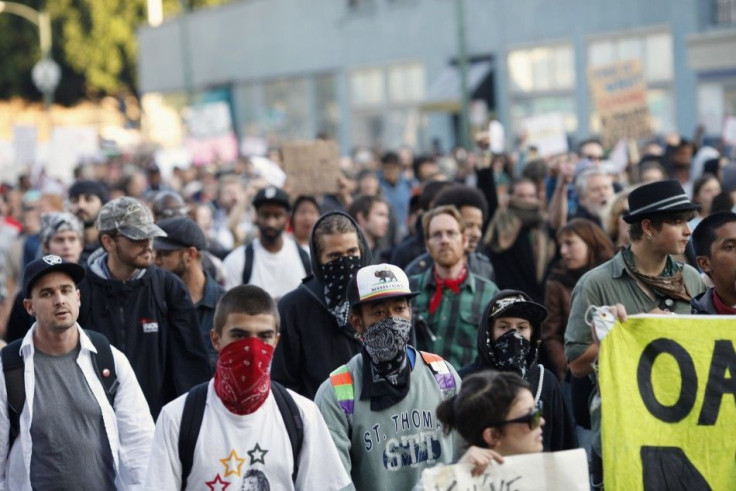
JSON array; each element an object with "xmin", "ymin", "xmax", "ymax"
[
  {"xmin": 572, "ymin": 169, "xmax": 614, "ymax": 227},
  {"xmin": 404, "ymin": 185, "xmax": 495, "ymax": 281},
  {"xmin": 410, "ymin": 206, "xmax": 499, "ymax": 369},
  {"xmin": 484, "ymin": 178, "xmax": 556, "ymax": 302},
  {"xmin": 154, "ymin": 216, "xmax": 225, "ymax": 373},
  {"xmin": 77, "ymin": 197, "xmax": 211, "ymax": 418},
  {"xmin": 145, "ymin": 285, "xmax": 350, "ymax": 490},
  {"xmin": 315, "ymin": 264, "xmax": 462, "ymax": 490},
  {"xmin": 68, "ymin": 179, "xmax": 109, "ymax": 264},
  {"xmin": 272, "ymin": 211, "xmax": 371, "ymax": 399},
  {"xmin": 223, "ymin": 186, "xmax": 310, "ymax": 299}
]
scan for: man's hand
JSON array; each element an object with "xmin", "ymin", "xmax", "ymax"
[
  {"xmin": 591, "ymin": 303, "xmax": 627, "ymax": 344},
  {"xmin": 458, "ymin": 446, "xmax": 505, "ymax": 476}
]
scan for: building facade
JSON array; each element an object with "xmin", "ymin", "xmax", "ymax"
[{"xmin": 137, "ymin": 0, "xmax": 736, "ymax": 153}]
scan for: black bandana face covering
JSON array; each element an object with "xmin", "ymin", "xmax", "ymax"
[
  {"xmin": 489, "ymin": 329, "xmax": 531, "ymax": 378},
  {"xmin": 362, "ymin": 316, "xmax": 412, "ymax": 383},
  {"xmin": 322, "ymin": 255, "xmax": 362, "ymax": 326}
]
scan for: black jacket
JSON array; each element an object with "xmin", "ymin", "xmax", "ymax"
[
  {"xmin": 77, "ymin": 259, "xmax": 211, "ymax": 418},
  {"xmin": 271, "ymin": 212, "xmax": 372, "ymax": 399},
  {"xmin": 691, "ymin": 288, "xmax": 718, "ymax": 314},
  {"xmin": 458, "ymin": 297, "xmax": 577, "ymax": 452}
]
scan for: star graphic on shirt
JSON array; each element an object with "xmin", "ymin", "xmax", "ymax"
[
  {"xmin": 205, "ymin": 473, "xmax": 231, "ymax": 490},
  {"xmin": 247, "ymin": 443, "xmax": 268, "ymax": 465},
  {"xmin": 219, "ymin": 449, "xmax": 246, "ymax": 477}
]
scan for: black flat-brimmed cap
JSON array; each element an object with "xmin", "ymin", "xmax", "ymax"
[
  {"xmin": 623, "ymin": 180, "xmax": 699, "ymax": 224},
  {"xmin": 487, "ymin": 289, "xmax": 548, "ymax": 326}
]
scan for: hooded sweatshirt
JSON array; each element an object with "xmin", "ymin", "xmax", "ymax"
[
  {"xmin": 271, "ymin": 211, "xmax": 373, "ymax": 399},
  {"xmin": 458, "ymin": 299, "xmax": 577, "ymax": 452}
]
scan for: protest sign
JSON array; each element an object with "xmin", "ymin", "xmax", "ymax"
[
  {"xmin": 182, "ymin": 101, "xmax": 238, "ymax": 166},
  {"xmin": 588, "ymin": 60, "xmax": 652, "ymax": 148},
  {"xmin": 281, "ymin": 140, "xmax": 340, "ymax": 196},
  {"xmin": 521, "ymin": 113, "xmax": 568, "ymax": 157},
  {"xmin": 723, "ymin": 116, "xmax": 736, "ymax": 146},
  {"xmin": 599, "ymin": 316, "xmax": 736, "ymax": 490},
  {"xmin": 419, "ymin": 448, "xmax": 588, "ymax": 490}
]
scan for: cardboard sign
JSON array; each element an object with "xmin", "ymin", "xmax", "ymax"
[
  {"xmin": 588, "ymin": 60, "xmax": 652, "ymax": 148},
  {"xmin": 599, "ymin": 316, "xmax": 736, "ymax": 490},
  {"xmin": 419, "ymin": 449, "xmax": 588, "ymax": 490},
  {"xmin": 521, "ymin": 113, "xmax": 568, "ymax": 157},
  {"xmin": 281, "ymin": 140, "xmax": 340, "ymax": 196}
]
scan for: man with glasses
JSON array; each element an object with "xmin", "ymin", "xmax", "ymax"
[
  {"xmin": 410, "ymin": 205, "xmax": 499, "ymax": 369},
  {"xmin": 77, "ymin": 197, "xmax": 211, "ymax": 418}
]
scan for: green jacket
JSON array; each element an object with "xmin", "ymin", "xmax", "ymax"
[
  {"xmin": 409, "ymin": 268, "xmax": 499, "ymax": 369},
  {"xmin": 314, "ymin": 349, "xmax": 463, "ymax": 491},
  {"xmin": 564, "ymin": 251, "xmax": 706, "ymax": 455}
]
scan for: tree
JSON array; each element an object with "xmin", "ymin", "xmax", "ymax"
[{"xmin": 0, "ymin": 0, "xmax": 229, "ymax": 105}]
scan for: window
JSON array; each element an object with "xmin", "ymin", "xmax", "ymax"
[
  {"xmin": 315, "ymin": 74, "xmax": 339, "ymax": 138},
  {"xmin": 714, "ymin": 0, "xmax": 736, "ymax": 26},
  {"xmin": 263, "ymin": 78, "xmax": 310, "ymax": 140},
  {"xmin": 350, "ymin": 68, "xmax": 385, "ymax": 107},
  {"xmin": 350, "ymin": 62, "xmax": 427, "ymax": 148},
  {"xmin": 507, "ymin": 43, "xmax": 577, "ymax": 136}
]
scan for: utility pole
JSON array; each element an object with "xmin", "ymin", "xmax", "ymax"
[{"xmin": 454, "ymin": 0, "xmax": 471, "ymax": 149}]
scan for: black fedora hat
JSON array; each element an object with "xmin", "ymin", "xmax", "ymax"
[{"xmin": 623, "ymin": 180, "xmax": 699, "ymax": 224}]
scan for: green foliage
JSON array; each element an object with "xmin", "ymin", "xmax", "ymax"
[{"xmin": 0, "ymin": 0, "xmax": 230, "ymax": 105}]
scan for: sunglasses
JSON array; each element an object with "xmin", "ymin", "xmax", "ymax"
[{"xmin": 491, "ymin": 402, "xmax": 543, "ymax": 430}]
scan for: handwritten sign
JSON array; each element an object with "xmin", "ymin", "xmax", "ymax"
[
  {"xmin": 419, "ymin": 449, "xmax": 588, "ymax": 490},
  {"xmin": 521, "ymin": 113, "xmax": 568, "ymax": 157},
  {"xmin": 588, "ymin": 60, "xmax": 652, "ymax": 148},
  {"xmin": 281, "ymin": 140, "xmax": 341, "ymax": 196}
]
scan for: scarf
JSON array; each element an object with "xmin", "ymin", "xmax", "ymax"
[
  {"xmin": 621, "ymin": 246, "xmax": 692, "ymax": 303},
  {"xmin": 428, "ymin": 266, "xmax": 467, "ymax": 314},
  {"xmin": 712, "ymin": 290, "xmax": 736, "ymax": 315},
  {"xmin": 321, "ymin": 255, "xmax": 363, "ymax": 327},
  {"xmin": 214, "ymin": 337, "xmax": 274, "ymax": 415},
  {"xmin": 360, "ymin": 317, "xmax": 412, "ymax": 411}
]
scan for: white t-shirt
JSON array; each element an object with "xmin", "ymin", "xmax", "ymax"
[
  {"xmin": 145, "ymin": 381, "xmax": 351, "ymax": 491},
  {"xmin": 223, "ymin": 237, "xmax": 308, "ymax": 299}
]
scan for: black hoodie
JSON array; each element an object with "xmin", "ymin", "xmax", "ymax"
[
  {"xmin": 458, "ymin": 299, "xmax": 577, "ymax": 452},
  {"xmin": 271, "ymin": 211, "xmax": 372, "ymax": 399}
]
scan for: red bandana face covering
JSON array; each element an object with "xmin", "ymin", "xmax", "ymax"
[{"xmin": 214, "ymin": 337, "xmax": 274, "ymax": 415}]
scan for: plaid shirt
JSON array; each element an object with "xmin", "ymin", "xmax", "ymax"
[{"xmin": 410, "ymin": 267, "xmax": 499, "ymax": 369}]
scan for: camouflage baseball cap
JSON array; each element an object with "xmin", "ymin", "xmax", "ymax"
[{"xmin": 97, "ymin": 197, "xmax": 167, "ymax": 241}]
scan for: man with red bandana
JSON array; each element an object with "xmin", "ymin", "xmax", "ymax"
[{"xmin": 145, "ymin": 285, "xmax": 350, "ymax": 490}]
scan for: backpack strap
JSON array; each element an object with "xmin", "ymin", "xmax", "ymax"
[
  {"xmin": 295, "ymin": 242, "xmax": 311, "ymax": 277},
  {"xmin": 419, "ymin": 351, "xmax": 456, "ymax": 399},
  {"xmin": 329, "ymin": 365, "xmax": 354, "ymax": 416},
  {"xmin": 2, "ymin": 339, "xmax": 24, "ymax": 445},
  {"xmin": 178, "ymin": 381, "xmax": 209, "ymax": 491},
  {"xmin": 242, "ymin": 243, "xmax": 254, "ymax": 284},
  {"xmin": 84, "ymin": 330, "xmax": 118, "ymax": 408},
  {"xmin": 271, "ymin": 381, "xmax": 303, "ymax": 484}
]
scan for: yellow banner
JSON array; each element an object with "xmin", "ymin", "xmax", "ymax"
[{"xmin": 599, "ymin": 316, "xmax": 736, "ymax": 490}]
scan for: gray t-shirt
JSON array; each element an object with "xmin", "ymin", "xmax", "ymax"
[{"xmin": 30, "ymin": 343, "xmax": 115, "ymax": 491}]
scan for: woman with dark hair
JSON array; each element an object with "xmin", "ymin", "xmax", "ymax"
[
  {"xmin": 413, "ymin": 371, "xmax": 543, "ymax": 481},
  {"xmin": 544, "ymin": 219, "xmax": 615, "ymax": 379},
  {"xmin": 289, "ymin": 195, "xmax": 321, "ymax": 254},
  {"xmin": 690, "ymin": 173, "xmax": 721, "ymax": 228},
  {"xmin": 459, "ymin": 290, "xmax": 577, "ymax": 452},
  {"xmin": 437, "ymin": 371, "xmax": 543, "ymax": 456}
]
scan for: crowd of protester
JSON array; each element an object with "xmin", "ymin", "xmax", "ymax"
[{"xmin": 0, "ymin": 129, "xmax": 733, "ymax": 489}]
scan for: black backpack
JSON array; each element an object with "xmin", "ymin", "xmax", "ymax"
[
  {"xmin": 1, "ymin": 330, "xmax": 118, "ymax": 446},
  {"xmin": 178, "ymin": 381, "xmax": 303, "ymax": 490},
  {"xmin": 242, "ymin": 241, "xmax": 311, "ymax": 285}
]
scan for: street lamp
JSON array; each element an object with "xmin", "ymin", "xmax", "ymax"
[{"xmin": 0, "ymin": 1, "xmax": 60, "ymax": 108}]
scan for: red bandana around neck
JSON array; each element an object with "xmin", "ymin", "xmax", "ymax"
[
  {"xmin": 428, "ymin": 265, "xmax": 468, "ymax": 314},
  {"xmin": 712, "ymin": 290, "xmax": 736, "ymax": 315},
  {"xmin": 214, "ymin": 337, "xmax": 274, "ymax": 415}
]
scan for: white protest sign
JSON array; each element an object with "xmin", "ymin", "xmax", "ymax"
[
  {"xmin": 521, "ymin": 113, "xmax": 568, "ymax": 157},
  {"xmin": 489, "ymin": 120, "xmax": 505, "ymax": 153},
  {"xmin": 419, "ymin": 449, "xmax": 588, "ymax": 491},
  {"xmin": 723, "ymin": 116, "xmax": 736, "ymax": 145}
]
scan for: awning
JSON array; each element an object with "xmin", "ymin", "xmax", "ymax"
[{"xmin": 421, "ymin": 60, "xmax": 493, "ymax": 112}]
